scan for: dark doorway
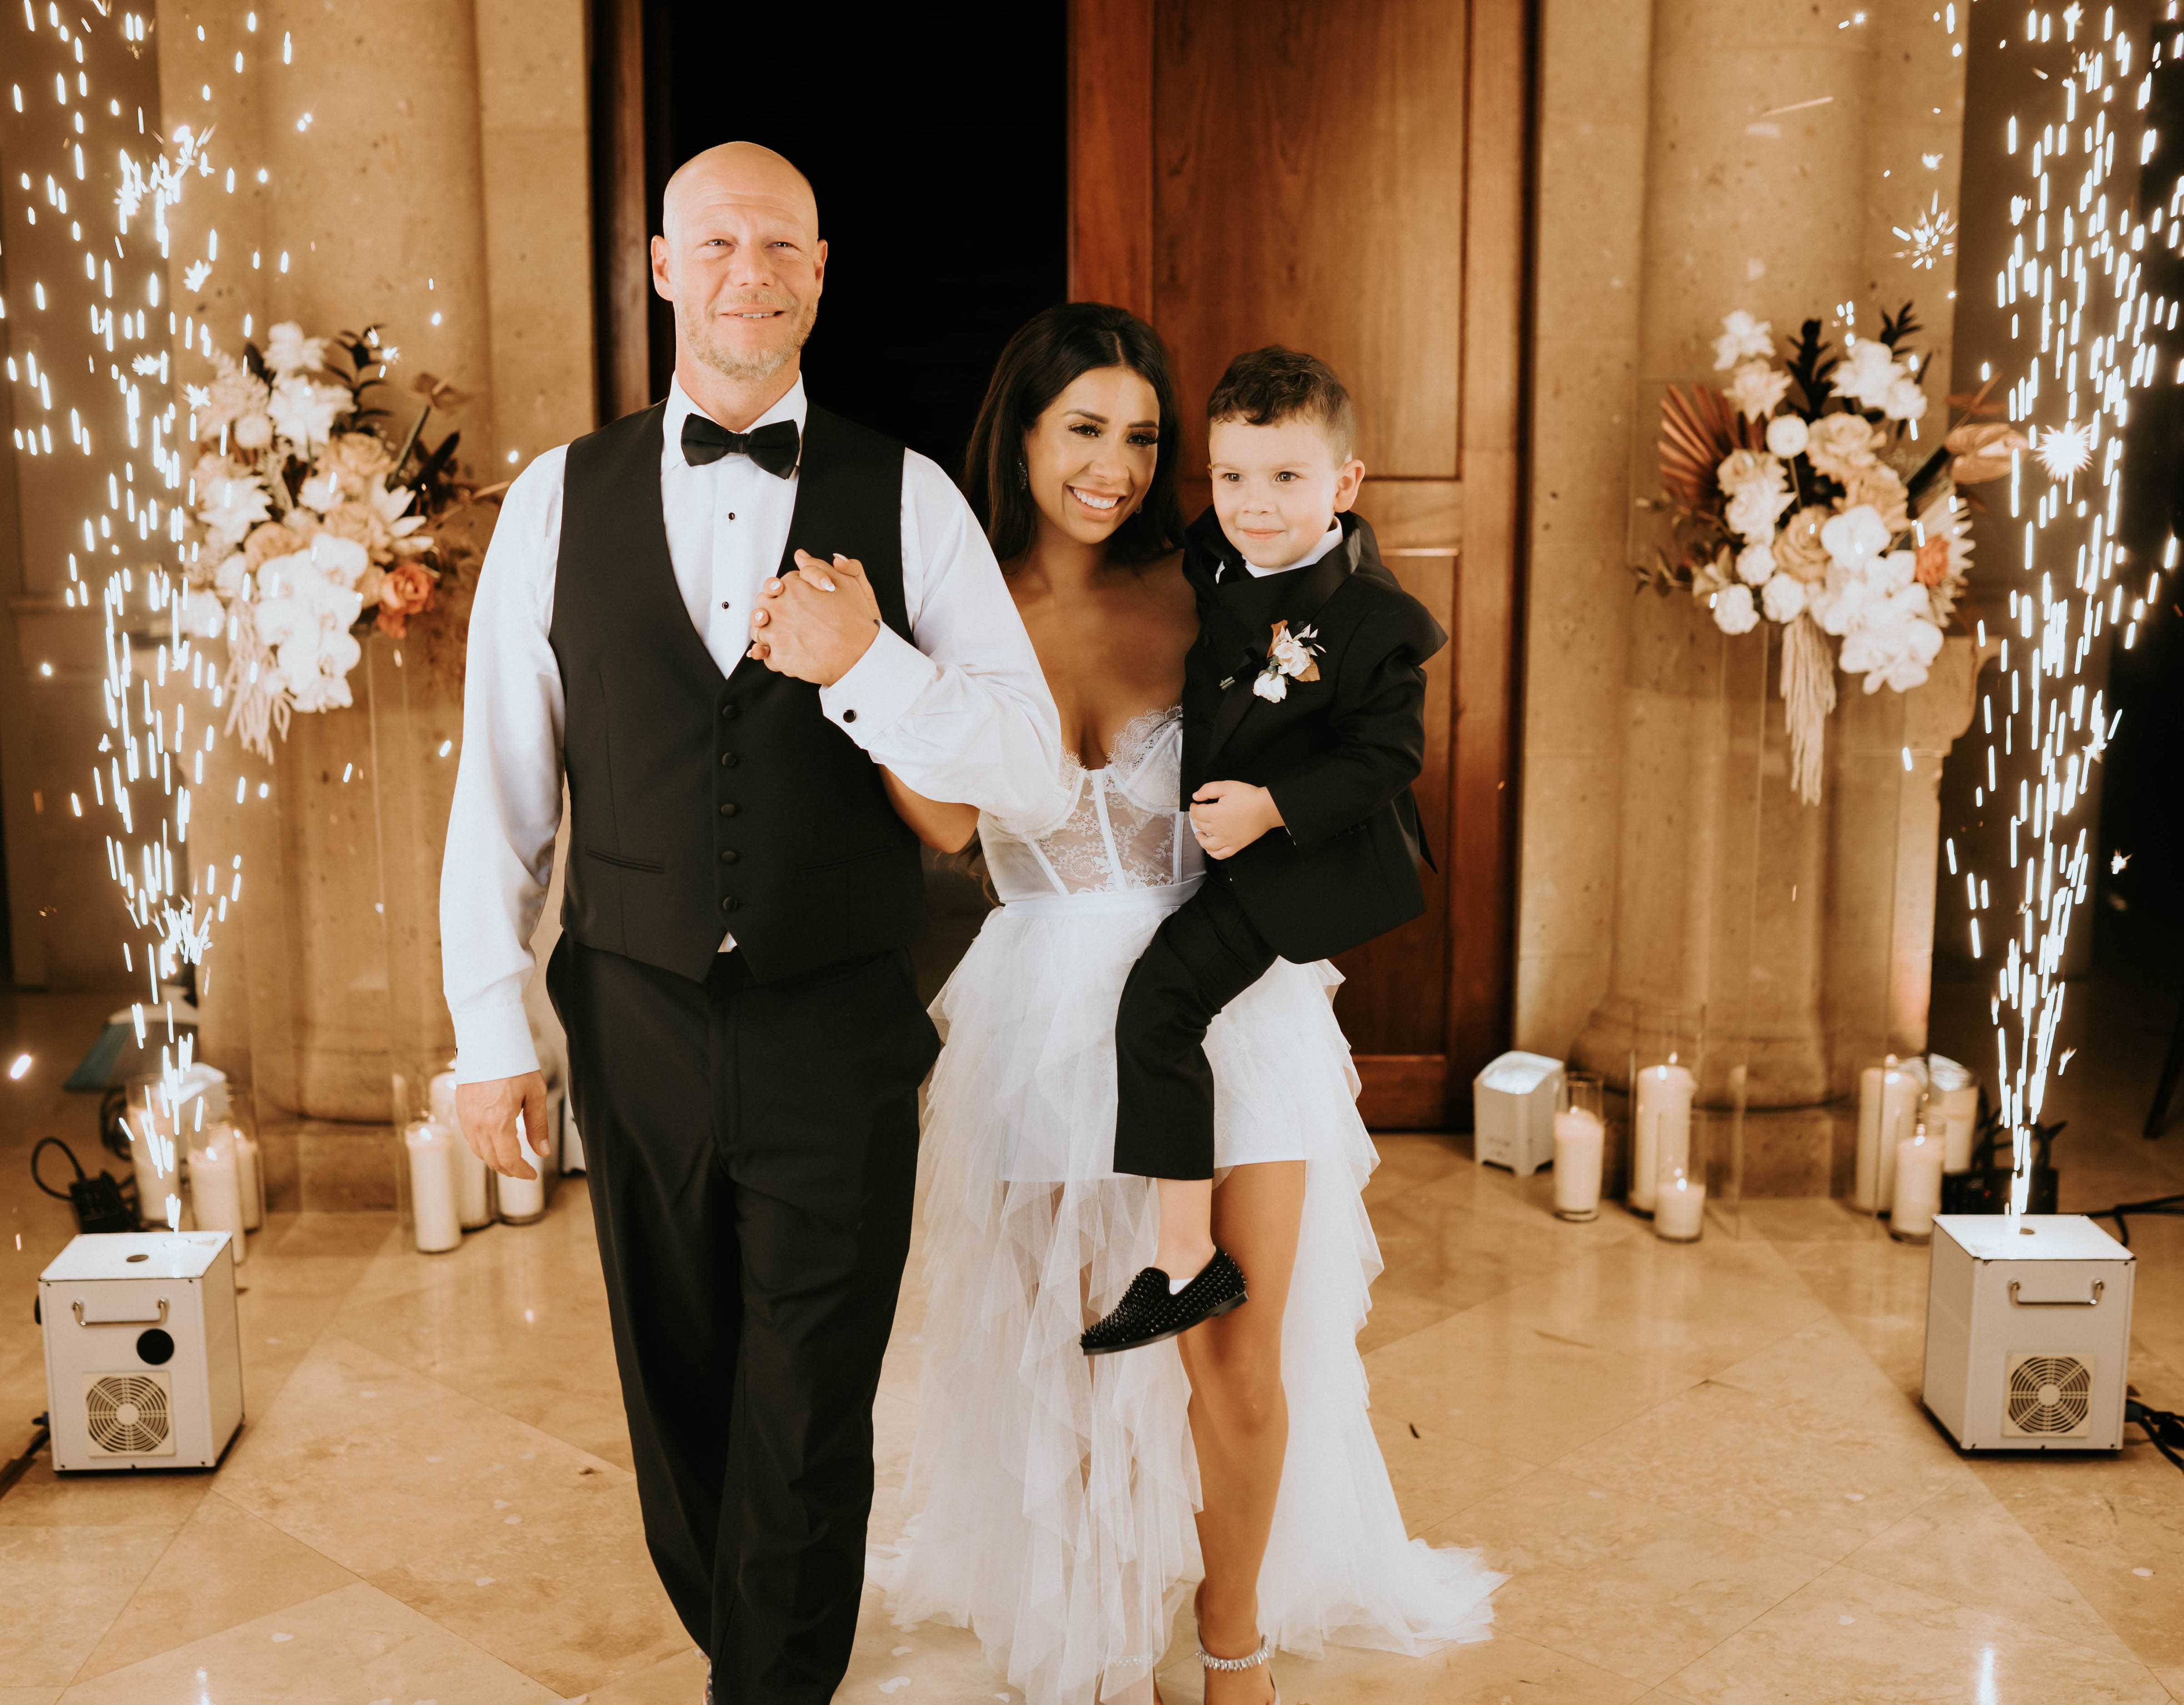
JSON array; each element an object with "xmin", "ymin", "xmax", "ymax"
[{"xmin": 593, "ymin": 3, "xmax": 1069, "ymax": 482}]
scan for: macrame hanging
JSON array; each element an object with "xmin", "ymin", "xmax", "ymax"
[{"xmin": 1780, "ymin": 612, "xmax": 1836, "ymax": 806}]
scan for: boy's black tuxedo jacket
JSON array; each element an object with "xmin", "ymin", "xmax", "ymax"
[{"xmin": 1180, "ymin": 506, "xmax": 1447, "ymax": 963}]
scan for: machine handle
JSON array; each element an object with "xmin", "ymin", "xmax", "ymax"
[
  {"xmin": 2008, "ymin": 1279, "xmax": 2104, "ymax": 1307},
  {"xmin": 71, "ymin": 1296, "xmax": 168, "ymax": 1326}
]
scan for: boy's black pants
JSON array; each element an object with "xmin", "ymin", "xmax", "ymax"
[{"xmin": 1113, "ymin": 879, "xmax": 1281, "ymax": 1180}]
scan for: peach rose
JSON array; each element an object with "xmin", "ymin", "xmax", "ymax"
[{"xmin": 374, "ymin": 562, "xmax": 435, "ymax": 637}]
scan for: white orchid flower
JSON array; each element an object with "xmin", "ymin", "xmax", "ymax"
[
  {"xmin": 1834, "ymin": 339, "xmax": 1903, "ymax": 410},
  {"xmin": 1712, "ymin": 310, "xmax": 1775, "ymax": 371},
  {"xmin": 1881, "ymin": 376, "xmax": 1930, "ymax": 422},
  {"xmin": 1820, "ymin": 503, "xmax": 1891, "ymax": 571},
  {"xmin": 264, "ymin": 320, "xmax": 330, "ymax": 376},
  {"xmin": 1724, "ymin": 360, "xmax": 1791, "ymax": 421}
]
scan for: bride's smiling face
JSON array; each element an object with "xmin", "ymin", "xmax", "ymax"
[{"xmin": 1022, "ymin": 366, "xmax": 1163, "ymax": 548}]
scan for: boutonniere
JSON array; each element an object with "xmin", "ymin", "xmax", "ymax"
[{"xmin": 1252, "ymin": 620, "xmax": 1323, "ymax": 702}]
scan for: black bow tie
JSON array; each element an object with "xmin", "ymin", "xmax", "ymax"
[{"xmin": 681, "ymin": 413, "xmax": 799, "ymax": 477}]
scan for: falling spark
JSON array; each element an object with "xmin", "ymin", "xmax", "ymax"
[
  {"xmin": 1967, "ymin": 14, "xmax": 2156, "ymax": 1217},
  {"xmin": 2110, "ymin": 852, "xmax": 2129, "ymax": 873},
  {"xmin": 2033, "ymin": 420, "xmax": 2094, "ymax": 479},
  {"xmin": 7, "ymin": 1054, "xmax": 30, "ymax": 1081},
  {"xmin": 1891, "ymin": 193, "xmax": 1960, "ymax": 268}
]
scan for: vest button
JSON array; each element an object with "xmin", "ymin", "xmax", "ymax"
[
  {"xmin": 720, "ymin": 702, "xmax": 739, "ymax": 718},
  {"xmin": 718, "ymin": 802, "xmax": 738, "ymax": 817},
  {"xmin": 718, "ymin": 849, "xmax": 739, "ymax": 865},
  {"xmin": 719, "ymin": 751, "xmax": 740, "ymax": 768},
  {"xmin": 720, "ymin": 896, "xmax": 740, "ymax": 913}
]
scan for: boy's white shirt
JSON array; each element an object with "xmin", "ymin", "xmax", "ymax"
[{"xmin": 1240, "ymin": 518, "xmax": 1344, "ymax": 576}]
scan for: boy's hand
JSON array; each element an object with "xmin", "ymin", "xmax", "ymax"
[{"xmin": 1188, "ymin": 781, "xmax": 1284, "ymax": 860}]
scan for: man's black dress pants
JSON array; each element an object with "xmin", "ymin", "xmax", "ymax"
[
  {"xmin": 548, "ymin": 936, "xmax": 937, "ymax": 1703},
  {"xmin": 1111, "ymin": 878, "xmax": 1281, "ymax": 1180}
]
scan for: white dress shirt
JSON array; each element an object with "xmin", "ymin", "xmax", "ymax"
[
  {"xmin": 1241, "ymin": 517, "xmax": 1345, "ymax": 577},
  {"xmin": 441, "ymin": 374, "xmax": 1062, "ymax": 1083}
]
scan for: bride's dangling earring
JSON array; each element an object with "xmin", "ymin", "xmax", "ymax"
[{"xmin": 1017, "ymin": 458, "xmax": 1030, "ymax": 490}]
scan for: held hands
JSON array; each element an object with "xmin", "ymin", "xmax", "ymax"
[
  {"xmin": 454, "ymin": 1071, "xmax": 550, "ymax": 1181},
  {"xmin": 747, "ymin": 550, "xmax": 883, "ymax": 686},
  {"xmin": 1188, "ymin": 780, "xmax": 1284, "ymax": 860}
]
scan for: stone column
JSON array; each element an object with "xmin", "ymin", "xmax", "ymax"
[
  {"xmin": 1573, "ymin": 0, "xmax": 1876, "ymax": 1108},
  {"xmin": 154, "ymin": 0, "xmax": 590, "ymax": 1204}
]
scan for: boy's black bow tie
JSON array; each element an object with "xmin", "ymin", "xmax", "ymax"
[{"xmin": 681, "ymin": 414, "xmax": 799, "ymax": 477}]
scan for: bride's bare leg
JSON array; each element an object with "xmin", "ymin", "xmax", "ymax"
[{"xmin": 1178, "ymin": 1160, "xmax": 1306, "ymax": 1705}]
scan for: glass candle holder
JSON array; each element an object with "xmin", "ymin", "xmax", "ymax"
[
  {"xmin": 1889, "ymin": 1118, "xmax": 1946, "ymax": 1243},
  {"xmin": 1628, "ymin": 1052, "xmax": 1696, "ymax": 1217},
  {"xmin": 1552, "ymin": 1071, "xmax": 1607, "ymax": 1221},
  {"xmin": 1854, "ymin": 1053, "xmax": 1923, "ymax": 1214}
]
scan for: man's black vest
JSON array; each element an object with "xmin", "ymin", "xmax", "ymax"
[{"xmin": 549, "ymin": 401, "xmax": 928, "ymax": 984}]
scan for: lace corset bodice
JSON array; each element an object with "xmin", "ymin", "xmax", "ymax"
[{"xmin": 979, "ymin": 707, "xmax": 1205, "ymax": 903}]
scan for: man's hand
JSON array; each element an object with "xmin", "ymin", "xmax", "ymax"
[
  {"xmin": 1188, "ymin": 780, "xmax": 1284, "ymax": 860},
  {"xmin": 454, "ymin": 1071, "xmax": 550, "ymax": 1181},
  {"xmin": 746, "ymin": 550, "xmax": 883, "ymax": 686}
]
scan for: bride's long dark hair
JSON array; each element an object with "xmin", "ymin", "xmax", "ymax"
[{"xmin": 963, "ymin": 303, "xmax": 1188, "ymax": 568}]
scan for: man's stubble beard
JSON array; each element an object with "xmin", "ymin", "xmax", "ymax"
[{"xmin": 681, "ymin": 290, "xmax": 820, "ymax": 385}]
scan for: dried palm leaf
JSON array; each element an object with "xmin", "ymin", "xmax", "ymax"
[{"xmin": 1659, "ymin": 383, "xmax": 1760, "ymax": 507}]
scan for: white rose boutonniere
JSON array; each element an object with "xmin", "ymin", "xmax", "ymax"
[{"xmin": 1253, "ymin": 619, "xmax": 1323, "ymax": 703}]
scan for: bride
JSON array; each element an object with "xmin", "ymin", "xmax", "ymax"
[{"xmin": 873, "ymin": 303, "xmax": 1502, "ymax": 1705}]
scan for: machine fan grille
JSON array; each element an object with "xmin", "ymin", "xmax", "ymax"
[
  {"xmin": 2002, "ymin": 1353, "xmax": 2093, "ymax": 1439},
  {"xmin": 83, "ymin": 1371, "xmax": 174, "ymax": 1456}
]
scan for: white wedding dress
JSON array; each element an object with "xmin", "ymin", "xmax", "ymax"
[{"xmin": 873, "ymin": 708, "xmax": 1502, "ymax": 1705}]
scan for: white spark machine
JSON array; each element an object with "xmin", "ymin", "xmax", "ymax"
[
  {"xmin": 39, "ymin": 1231, "xmax": 244, "ymax": 1472},
  {"xmin": 1922, "ymin": 1214, "xmax": 2134, "ymax": 1451}
]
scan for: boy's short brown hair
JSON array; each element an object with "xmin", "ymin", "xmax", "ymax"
[{"xmin": 1205, "ymin": 345, "xmax": 1357, "ymax": 461}]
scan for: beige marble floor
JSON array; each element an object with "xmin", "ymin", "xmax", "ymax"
[
  {"xmin": 2, "ymin": 1131, "xmax": 2180, "ymax": 1705},
  {"xmin": 7, "ymin": 979, "xmax": 2184, "ymax": 1702}
]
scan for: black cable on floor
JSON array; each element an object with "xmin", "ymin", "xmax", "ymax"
[
  {"xmin": 2083, "ymin": 1194, "xmax": 2184, "ymax": 1246},
  {"xmin": 0, "ymin": 1415, "xmax": 50, "ymax": 1503},
  {"xmin": 2127, "ymin": 1398, "xmax": 2184, "ymax": 1473}
]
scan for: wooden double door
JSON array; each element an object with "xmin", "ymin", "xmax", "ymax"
[{"xmin": 1069, "ymin": 0, "xmax": 1529, "ymax": 1126}]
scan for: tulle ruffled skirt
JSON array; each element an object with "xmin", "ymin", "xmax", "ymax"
[{"xmin": 873, "ymin": 883, "xmax": 1503, "ymax": 1705}]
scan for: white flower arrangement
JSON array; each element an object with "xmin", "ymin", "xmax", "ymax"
[
  {"xmin": 179, "ymin": 323, "xmax": 492, "ymax": 756},
  {"xmin": 1637, "ymin": 304, "xmax": 2026, "ymax": 802}
]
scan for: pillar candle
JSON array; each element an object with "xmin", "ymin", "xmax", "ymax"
[
  {"xmin": 405, "ymin": 1121, "xmax": 463, "ymax": 1254},
  {"xmin": 1853, "ymin": 1059, "xmax": 1921, "ymax": 1213},
  {"xmin": 1654, "ymin": 1175, "xmax": 1706, "ymax": 1241},
  {"xmin": 1890, "ymin": 1132, "xmax": 1946, "ymax": 1240},
  {"xmin": 1552, "ymin": 1107, "xmax": 1605, "ymax": 1220},
  {"xmin": 453, "ymin": 1133, "xmax": 494, "ymax": 1230},
  {"xmin": 429, "ymin": 1068, "xmax": 459, "ymax": 1129},
  {"xmin": 232, "ymin": 1129, "xmax": 264, "ymax": 1229},
  {"xmin": 1930, "ymin": 1083, "xmax": 1980, "ymax": 1173},
  {"xmin": 188, "ymin": 1135, "xmax": 248, "ymax": 1264},
  {"xmin": 495, "ymin": 1113, "xmax": 549, "ymax": 1224},
  {"xmin": 1630, "ymin": 1063, "xmax": 1695, "ymax": 1215}
]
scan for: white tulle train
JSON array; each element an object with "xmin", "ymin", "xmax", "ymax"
[{"xmin": 872, "ymin": 884, "xmax": 1503, "ymax": 1705}]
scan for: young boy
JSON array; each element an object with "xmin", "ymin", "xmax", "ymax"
[{"xmin": 1081, "ymin": 346, "xmax": 1446, "ymax": 1356}]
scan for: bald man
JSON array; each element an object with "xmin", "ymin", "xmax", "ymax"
[{"xmin": 440, "ymin": 143, "xmax": 1061, "ymax": 1702}]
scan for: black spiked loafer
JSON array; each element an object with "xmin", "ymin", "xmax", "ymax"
[{"xmin": 1081, "ymin": 1249, "xmax": 1248, "ymax": 1356}]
